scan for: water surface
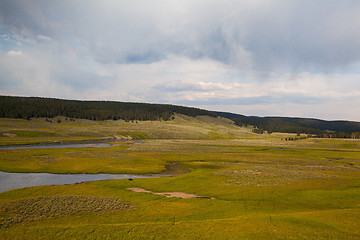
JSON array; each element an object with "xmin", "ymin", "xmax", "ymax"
[
  {"xmin": 0, "ymin": 171, "xmax": 149, "ymax": 193},
  {"xmin": 0, "ymin": 141, "xmax": 179, "ymax": 193},
  {"xmin": 0, "ymin": 143, "xmax": 113, "ymax": 150}
]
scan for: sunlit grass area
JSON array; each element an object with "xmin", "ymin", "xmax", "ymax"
[
  {"xmin": 0, "ymin": 114, "xmax": 256, "ymax": 146},
  {"xmin": 1, "ymin": 116, "xmax": 360, "ymax": 239}
]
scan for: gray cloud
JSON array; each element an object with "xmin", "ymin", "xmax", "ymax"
[
  {"xmin": 175, "ymin": 95, "xmax": 325, "ymax": 106},
  {"xmin": 1, "ymin": 0, "xmax": 360, "ymax": 120},
  {"xmin": 2, "ymin": 0, "xmax": 360, "ymax": 70}
]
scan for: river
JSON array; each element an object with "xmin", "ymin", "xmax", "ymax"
[
  {"xmin": 0, "ymin": 141, "xmax": 159, "ymax": 193},
  {"xmin": 0, "ymin": 171, "xmax": 155, "ymax": 193}
]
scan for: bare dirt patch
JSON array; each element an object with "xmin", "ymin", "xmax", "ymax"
[
  {"xmin": 127, "ymin": 187, "xmax": 215, "ymax": 199},
  {"xmin": 114, "ymin": 134, "xmax": 133, "ymax": 140},
  {"xmin": 1, "ymin": 133, "xmax": 17, "ymax": 138}
]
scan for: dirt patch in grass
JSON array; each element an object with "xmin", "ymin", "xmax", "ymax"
[
  {"xmin": 2, "ymin": 133, "xmax": 18, "ymax": 138},
  {"xmin": 0, "ymin": 196, "xmax": 135, "ymax": 228},
  {"xmin": 114, "ymin": 134, "xmax": 133, "ymax": 140},
  {"xmin": 127, "ymin": 187, "xmax": 215, "ymax": 199}
]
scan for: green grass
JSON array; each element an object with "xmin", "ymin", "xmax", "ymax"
[
  {"xmin": 0, "ymin": 145, "xmax": 169, "ymax": 174},
  {"xmin": 1, "ymin": 117, "xmax": 360, "ymax": 239}
]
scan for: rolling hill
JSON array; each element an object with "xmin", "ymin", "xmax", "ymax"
[{"xmin": 1, "ymin": 95, "xmax": 359, "ymax": 136}]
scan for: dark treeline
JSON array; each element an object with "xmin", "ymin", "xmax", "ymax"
[
  {"xmin": 0, "ymin": 96, "xmax": 217, "ymax": 121},
  {"xmin": 216, "ymin": 111, "xmax": 360, "ymax": 138},
  {"xmin": 315, "ymin": 132, "xmax": 360, "ymax": 139}
]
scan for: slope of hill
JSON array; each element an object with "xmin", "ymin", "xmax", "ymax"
[
  {"xmin": 215, "ymin": 111, "xmax": 360, "ymax": 135},
  {"xmin": 0, "ymin": 113, "xmax": 258, "ymax": 146},
  {"xmin": 1, "ymin": 95, "xmax": 359, "ymax": 136}
]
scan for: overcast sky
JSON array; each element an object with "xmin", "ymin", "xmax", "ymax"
[{"xmin": 1, "ymin": 0, "xmax": 360, "ymax": 121}]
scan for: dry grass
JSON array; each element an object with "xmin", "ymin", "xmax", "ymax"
[
  {"xmin": 215, "ymin": 163, "xmax": 337, "ymax": 187},
  {"xmin": 0, "ymin": 196, "xmax": 135, "ymax": 228},
  {"xmin": 0, "ymin": 114, "xmax": 259, "ymax": 146}
]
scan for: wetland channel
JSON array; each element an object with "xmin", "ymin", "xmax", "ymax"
[
  {"xmin": 0, "ymin": 141, "xmax": 188, "ymax": 193},
  {"xmin": 0, "ymin": 139, "xmax": 146, "ymax": 150},
  {"xmin": 0, "ymin": 171, "xmax": 151, "ymax": 193},
  {"xmin": 0, "ymin": 162, "xmax": 187, "ymax": 193}
]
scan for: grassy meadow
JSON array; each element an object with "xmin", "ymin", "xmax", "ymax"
[{"xmin": 1, "ymin": 115, "xmax": 360, "ymax": 239}]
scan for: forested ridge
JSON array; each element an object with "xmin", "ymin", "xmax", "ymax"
[
  {"xmin": 216, "ymin": 111, "xmax": 360, "ymax": 137},
  {"xmin": 0, "ymin": 96, "xmax": 216, "ymax": 121},
  {"xmin": 2, "ymin": 96, "xmax": 360, "ymax": 137}
]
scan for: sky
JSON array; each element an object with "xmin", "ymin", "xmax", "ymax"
[{"xmin": 0, "ymin": 0, "xmax": 360, "ymax": 121}]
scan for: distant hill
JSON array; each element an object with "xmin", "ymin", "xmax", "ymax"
[
  {"xmin": 215, "ymin": 111, "xmax": 360, "ymax": 135},
  {"xmin": 1, "ymin": 96, "xmax": 359, "ymax": 137},
  {"xmin": 0, "ymin": 96, "xmax": 216, "ymax": 121}
]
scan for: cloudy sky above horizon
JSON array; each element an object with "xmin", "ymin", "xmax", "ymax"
[{"xmin": 1, "ymin": 0, "xmax": 360, "ymax": 121}]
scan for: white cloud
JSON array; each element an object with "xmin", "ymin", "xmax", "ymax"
[
  {"xmin": 38, "ymin": 35, "xmax": 51, "ymax": 42},
  {"xmin": 7, "ymin": 50, "xmax": 22, "ymax": 56}
]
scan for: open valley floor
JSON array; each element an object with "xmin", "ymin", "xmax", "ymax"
[{"xmin": 1, "ymin": 116, "xmax": 359, "ymax": 239}]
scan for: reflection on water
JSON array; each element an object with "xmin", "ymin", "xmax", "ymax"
[{"xmin": 0, "ymin": 171, "xmax": 149, "ymax": 193}]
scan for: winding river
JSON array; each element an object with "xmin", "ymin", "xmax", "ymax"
[
  {"xmin": 0, "ymin": 141, "xmax": 184, "ymax": 193},
  {"xmin": 0, "ymin": 171, "xmax": 153, "ymax": 193},
  {"xmin": 0, "ymin": 142, "xmax": 113, "ymax": 150}
]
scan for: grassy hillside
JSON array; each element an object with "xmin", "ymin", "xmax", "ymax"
[
  {"xmin": 0, "ymin": 114, "xmax": 258, "ymax": 146},
  {"xmin": 2, "ymin": 95, "xmax": 359, "ymax": 136}
]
